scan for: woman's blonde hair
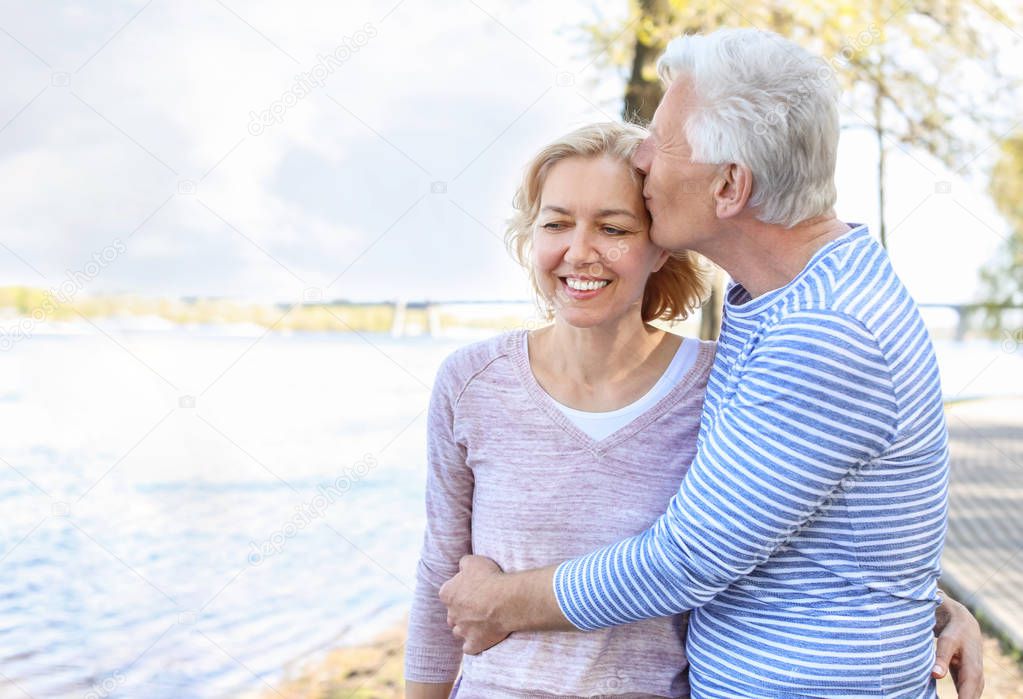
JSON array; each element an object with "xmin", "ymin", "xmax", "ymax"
[{"xmin": 505, "ymin": 122, "xmax": 708, "ymax": 323}]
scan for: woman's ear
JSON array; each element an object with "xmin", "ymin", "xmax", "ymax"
[{"xmin": 714, "ymin": 163, "xmax": 753, "ymax": 219}]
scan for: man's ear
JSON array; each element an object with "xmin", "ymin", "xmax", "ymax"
[{"xmin": 713, "ymin": 163, "xmax": 753, "ymax": 219}]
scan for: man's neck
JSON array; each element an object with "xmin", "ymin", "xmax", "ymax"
[{"xmin": 699, "ymin": 215, "xmax": 851, "ymax": 299}]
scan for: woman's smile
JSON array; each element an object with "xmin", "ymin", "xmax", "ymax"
[{"xmin": 560, "ymin": 275, "xmax": 613, "ymax": 300}]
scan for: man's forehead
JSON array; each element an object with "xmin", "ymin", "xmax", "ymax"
[
  {"xmin": 649, "ymin": 103, "xmax": 670, "ymax": 140},
  {"xmin": 650, "ymin": 102, "xmax": 668, "ymax": 137},
  {"xmin": 652, "ymin": 79, "xmax": 691, "ymax": 137}
]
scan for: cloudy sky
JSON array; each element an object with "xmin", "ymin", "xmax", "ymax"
[{"xmin": 0, "ymin": 0, "xmax": 1013, "ymax": 305}]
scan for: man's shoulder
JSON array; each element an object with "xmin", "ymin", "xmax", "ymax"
[{"xmin": 783, "ymin": 228, "xmax": 911, "ymax": 332}]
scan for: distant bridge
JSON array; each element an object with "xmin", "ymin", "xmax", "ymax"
[
  {"xmin": 280, "ymin": 299, "xmax": 1022, "ymax": 339},
  {"xmin": 918, "ymin": 303, "xmax": 1023, "ymax": 341}
]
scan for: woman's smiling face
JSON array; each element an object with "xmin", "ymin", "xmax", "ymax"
[{"xmin": 532, "ymin": 155, "xmax": 670, "ymax": 328}]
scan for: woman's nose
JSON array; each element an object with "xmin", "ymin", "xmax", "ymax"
[{"xmin": 563, "ymin": 227, "xmax": 600, "ymax": 266}]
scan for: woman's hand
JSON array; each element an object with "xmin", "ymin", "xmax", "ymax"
[{"xmin": 932, "ymin": 595, "xmax": 984, "ymax": 698}]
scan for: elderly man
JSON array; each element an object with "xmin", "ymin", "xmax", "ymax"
[{"xmin": 439, "ymin": 29, "xmax": 984, "ymax": 698}]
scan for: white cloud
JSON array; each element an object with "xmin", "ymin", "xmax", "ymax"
[{"xmin": 0, "ymin": 1, "xmax": 1009, "ymax": 304}]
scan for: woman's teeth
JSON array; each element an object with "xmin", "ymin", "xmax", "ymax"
[{"xmin": 565, "ymin": 278, "xmax": 610, "ymax": 291}]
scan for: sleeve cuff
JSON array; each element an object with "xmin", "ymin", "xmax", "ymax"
[
  {"xmin": 403, "ymin": 645, "xmax": 462, "ymax": 683},
  {"xmin": 553, "ymin": 558, "xmax": 596, "ymax": 631}
]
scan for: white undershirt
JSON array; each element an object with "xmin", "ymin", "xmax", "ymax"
[{"xmin": 530, "ymin": 334, "xmax": 700, "ymax": 441}]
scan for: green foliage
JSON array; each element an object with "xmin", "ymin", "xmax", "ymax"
[
  {"xmin": 588, "ymin": 0, "xmax": 1016, "ymax": 152},
  {"xmin": 980, "ymin": 133, "xmax": 1023, "ymax": 332},
  {"xmin": 581, "ymin": 0, "xmax": 1020, "ymax": 246}
]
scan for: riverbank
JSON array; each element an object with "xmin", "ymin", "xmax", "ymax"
[
  {"xmin": 249, "ymin": 622, "xmax": 1023, "ymax": 698},
  {"xmin": 0, "ymin": 285, "xmax": 535, "ymax": 335},
  {"xmin": 246, "ymin": 623, "xmax": 405, "ymax": 699}
]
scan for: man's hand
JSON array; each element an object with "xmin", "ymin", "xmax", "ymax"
[
  {"xmin": 933, "ymin": 595, "xmax": 984, "ymax": 698},
  {"xmin": 439, "ymin": 555, "xmax": 512, "ymax": 655},
  {"xmin": 439, "ymin": 556, "xmax": 570, "ymax": 655}
]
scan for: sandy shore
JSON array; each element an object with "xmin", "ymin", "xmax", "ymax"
[
  {"xmin": 246, "ymin": 623, "xmax": 406, "ymax": 699},
  {"xmin": 247, "ymin": 621, "xmax": 1023, "ymax": 698}
]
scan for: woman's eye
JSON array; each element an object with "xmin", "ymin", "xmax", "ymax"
[
  {"xmin": 603, "ymin": 226, "xmax": 627, "ymax": 235},
  {"xmin": 542, "ymin": 222, "xmax": 565, "ymax": 230}
]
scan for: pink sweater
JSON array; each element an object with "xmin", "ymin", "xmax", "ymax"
[{"xmin": 405, "ymin": 330, "xmax": 716, "ymax": 698}]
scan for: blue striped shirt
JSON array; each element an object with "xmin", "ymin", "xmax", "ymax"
[{"xmin": 553, "ymin": 225, "xmax": 949, "ymax": 697}]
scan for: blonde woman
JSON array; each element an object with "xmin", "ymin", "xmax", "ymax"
[{"xmin": 404, "ymin": 122, "xmax": 713, "ymax": 697}]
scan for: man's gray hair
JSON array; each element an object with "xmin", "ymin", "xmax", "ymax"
[{"xmin": 657, "ymin": 29, "xmax": 840, "ymax": 228}]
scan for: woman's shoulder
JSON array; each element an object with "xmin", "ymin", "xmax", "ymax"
[
  {"xmin": 673, "ymin": 334, "xmax": 717, "ymax": 364},
  {"xmin": 689, "ymin": 337, "xmax": 718, "ymax": 378},
  {"xmin": 434, "ymin": 330, "xmax": 525, "ymax": 396},
  {"xmin": 667, "ymin": 335, "xmax": 717, "ymax": 393},
  {"xmin": 689, "ymin": 336, "xmax": 718, "ymax": 361}
]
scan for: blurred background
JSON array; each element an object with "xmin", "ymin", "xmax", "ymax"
[{"xmin": 1, "ymin": 1, "xmax": 1022, "ymax": 697}]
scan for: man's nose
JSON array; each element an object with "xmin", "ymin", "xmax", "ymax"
[{"xmin": 632, "ymin": 138, "xmax": 651, "ymax": 175}]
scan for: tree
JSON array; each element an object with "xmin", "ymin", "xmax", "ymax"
[
  {"xmin": 583, "ymin": 0, "xmax": 1020, "ymax": 339},
  {"xmin": 980, "ymin": 133, "xmax": 1023, "ymax": 334},
  {"xmin": 617, "ymin": 0, "xmax": 729, "ymax": 340}
]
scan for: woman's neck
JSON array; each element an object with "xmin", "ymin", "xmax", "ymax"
[{"xmin": 534, "ymin": 314, "xmax": 665, "ymax": 388}]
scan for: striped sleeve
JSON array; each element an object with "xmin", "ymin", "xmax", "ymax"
[{"xmin": 553, "ymin": 310, "xmax": 899, "ymax": 630}]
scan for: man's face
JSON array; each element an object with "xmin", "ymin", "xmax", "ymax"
[{"xmin": 632, "ymin": 78, "xmax": 722, "ymax": 253}]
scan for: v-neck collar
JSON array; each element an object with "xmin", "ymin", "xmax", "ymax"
[{"xmin": 505, "ymin": 329, "xmax": 714, "ymax": 456}]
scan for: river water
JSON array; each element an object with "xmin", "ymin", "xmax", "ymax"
[{"xmin": 0, "ymin": 322, "xmax": 467, "ymax": 698}]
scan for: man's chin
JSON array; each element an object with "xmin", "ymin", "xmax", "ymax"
[{"xmin": 650, "ymin": 224, "xmax": 686, "ymax": 252}]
